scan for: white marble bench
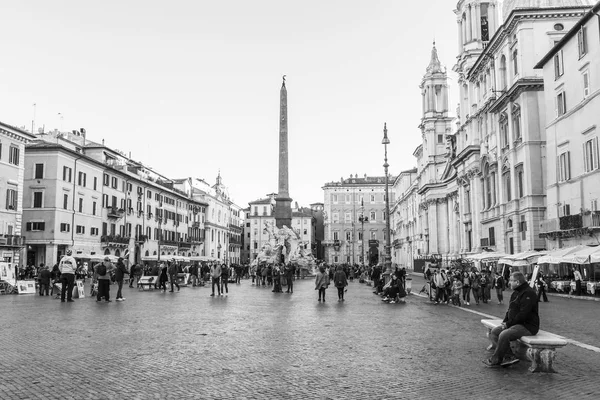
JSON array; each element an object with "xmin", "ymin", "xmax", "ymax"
[
  {"xmin": 481, "ymin": 319, "xmax": 568, "ymax": 373},
  {"xmin": 137, "ymin": 276, "xmax": 156, "ymax": 291}
]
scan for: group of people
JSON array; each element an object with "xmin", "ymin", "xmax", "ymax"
[{"xmin": 369, "ymin": 264, "xmax": 408, "ymax": 304}]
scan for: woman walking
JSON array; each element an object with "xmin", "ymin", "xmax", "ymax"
[
  {"xmin": 315, "ymin": 266, "xmax": 330, "ymax": 302},
  {"xmin": 158, "ymin": 263, "xmax": 168, "ymax": 292},
  {"xmin": 333, "ymin": 265, "xmax": 348, "ymax": 301}
]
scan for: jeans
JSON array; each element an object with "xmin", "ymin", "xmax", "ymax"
[
  {"xmin": 116, "ymin": 280, "xmax": 124, "ymax": 299},
  {"xmin": 60, "ymin": 273, "xmax": 75, "ymax": 301},
  {"xmin": 496, "ymin": 288, "xmax": 504, "ymax": 303},
  {"xmin": 318, "ymin": 287, "xmax": 326, "ymax": 301},
  {"xmin": 337, "ymin": 287, "xmax": 344, "ymax": 300},
  {"xmin": 489, "ymin": 324, "xmax": 532, "ymax": 364},
  {"xmin": 169, "ymin": 274, "xmax": 180, "ymax": 291},
  {"xmin": 471, "ymin": 287, "xmax": 481, "ymax": 304},
  {"xmin": 39, "ymin": 283, "xmax": 49, "ymax": 296},
  {"xmin": 537, "ymin": 286, "xmax": 548, "ymax": 302},
  {"xmin": 462, "ymin": 286, "xmax": 470, "ymax": 302},
  {"xmin": 286, "ymin": 277, "xmax": 293, "ymax": 292},
  {"xmin": 212, "ymin": 277, "xmax": 221, "ymax": 295},
  {"xmin": 221, "ymin": 277, "xmax": 229, "ymax": 294},
  {"xmin": 97, "ymin": 279, "xmax": 111, "ymax": 301}
]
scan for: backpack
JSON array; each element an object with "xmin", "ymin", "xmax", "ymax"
[{"xmin": 97, "ymin": 263, "xmax": 107, "ymax": 276}]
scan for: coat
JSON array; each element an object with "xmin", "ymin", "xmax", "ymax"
[
  {"xmin": 333, "ymin": 270, "xmax": 348, "ymax": 288},
  {"xmin": 503, "ymin": 282, "xmax": 540, "ymax": 335},
  {"xmin": 315, "ymin": 272, "xmax": 330, "ymax": 290}
]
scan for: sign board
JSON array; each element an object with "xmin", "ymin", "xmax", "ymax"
[
  {"xmin": 17, "ymin": 280, "xmax": 36, "ymax": 294},
  {"xmin": 73, "ymin": 280, "xmax": 85, "ymax": 298},
  {"xmin": 368, "ymin": 240, "xmax": 379, "ymax": 247},
  {"xmin": 530, "ymin": 264, "xmax": 540, "ymax": 288},
  {"xmin": 0, "ymin": 262, "xmax": 16, "ymax": 284}
]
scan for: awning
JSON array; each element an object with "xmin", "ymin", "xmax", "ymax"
[
  {"xmin": 465, "ymin": 251, "xmax": 508, "ymax": 262},
  {"xmin": 498, "ymin": 250, "xmax": 547, "ymax": 267},
  {"xmin": 537, "ymin": 245, "xmax": 587, "ymax": 264},
  {"xmin": 189, "ymin": 256, "xmax": 220, "ymax": 262},
  {"xmin": 559, "ymin": 245, "xmax": 600, "ymax": 264}
]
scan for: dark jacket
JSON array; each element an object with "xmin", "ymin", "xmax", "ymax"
[
  {"xmin": 503, "ymin": 282, "xmax": 540, "ymax": 335},
  {"xmin": 115, "ymin": 261, "xmax": 128, "ymax": 282},
  {"xmin": 38, "ymin": 269, "xmax": 51, "ymax": 285},
  {"xmin": 333, "ymin": 270, "xmax": 348, "ymax": 288}
]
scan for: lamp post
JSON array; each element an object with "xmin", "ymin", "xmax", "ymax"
[
  {"xmin": 358, "ymin": 199, "xmax": 368, "ymax": 267},
  {"xmin": 382, "ymin": 123, "xmax": 392, "ymax": 278}
]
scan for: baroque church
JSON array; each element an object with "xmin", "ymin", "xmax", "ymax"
[{"xmin": 391, "ymin": 0, "xmax": 595, "ymax": 269}]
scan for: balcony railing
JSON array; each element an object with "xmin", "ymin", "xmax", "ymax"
[
  {"xmin": 583, "ymin": 211, "xmax": 600, "ymax": 228},
  {"xmin": 0, "ymin": 235, "xmax": 26, "ymax": 247},
  {"xmin": 135, "ymin": 234, "xmax": 148, "ymax": 243},
  {"xmin": 559, "ymin": 214, "xmax": 583, "ymax": 230},
  {"xmin": 107, "ymin": 207, "xmax": 125, "ymax": 219},
  {"xmin": 101, "ymin": 235, "xmax": 131, "ymax": 244}
]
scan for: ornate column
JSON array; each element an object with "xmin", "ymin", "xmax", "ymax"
[
  {"xmin": 475, "ymin": 2, "xmax": 482, "ymax": 41},
  {"xmin": 457, "ymin": 19, "xmax": 464, "ymax": 52},
  {"xmin": 471, "ymin": 170, "xmax": 483, "ymax": 251}
]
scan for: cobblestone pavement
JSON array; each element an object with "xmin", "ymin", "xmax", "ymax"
[{"xmin": 1, "ymin": 277, "xmax": 598, "ymax": 400}]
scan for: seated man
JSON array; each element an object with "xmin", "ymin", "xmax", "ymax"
[
  {"xmin": 382, "ymin": 275, "xmax": 406, "ymax": 303},
  {"xmin": 483, "ymin": 271, "xmax": 539, "ymax": 367}
]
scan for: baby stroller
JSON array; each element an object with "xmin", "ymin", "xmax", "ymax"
[{"xmin": 51, "ymin": 281, "xmax": 62, "ymax": 299}]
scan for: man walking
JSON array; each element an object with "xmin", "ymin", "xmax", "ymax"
[
  {"xmin": 210, "ymin": 263, "xmax": 222, "ymax": 296},
  {"xmin": 285, "ymin": 263, "xmax": 295, "ymax": 293},
  {"xmin": 59, "ymin": 249, "xmax": 77, "ymax": 303},
  {"xmin": 168, "ymin": 260, "xmax": 180, "ymax": 292},
  {"xmin": 483, "ymin": 271, "xmax": 539, "ymax": 367}
]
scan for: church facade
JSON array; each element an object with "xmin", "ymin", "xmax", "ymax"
[{"xmin": 391, "ymin": 0, "xmax": 594, "ymax": 269}]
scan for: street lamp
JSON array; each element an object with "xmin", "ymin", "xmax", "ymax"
[
  {"xmin": 358, "ymin": 199, "xmax": 369, "ymax": 267},
  {"xmin": 382, "ymin": 123, "xmax": 392, "ymax": 276}
]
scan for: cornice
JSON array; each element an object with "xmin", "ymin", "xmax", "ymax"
[{"xmin": 489, "ymin": 77, "xmax": 544, "ymax": 113}]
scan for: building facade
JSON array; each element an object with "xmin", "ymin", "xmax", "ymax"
[
  {"xmin": 0, "ymin": 122, "xmax": 35, "ymax": 270},
  {"xmin": 322, "ymin": 175, "xmax": 394, "ymax": 266},
  {"xmin": 535, "ymin": 1, "xmax": 600, "ymax": 248},
  {"xmin": 391, "ymin": 0, "xmax": 594, "ymax": 269}
]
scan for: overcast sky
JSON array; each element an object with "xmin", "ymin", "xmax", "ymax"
[{"xmin": 0, "ymin": 0, "xmax": 459, "ymax": 208}]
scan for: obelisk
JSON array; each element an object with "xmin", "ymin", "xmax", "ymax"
[{"xmin": 275, "ymin": 75, "xmax": 292, "ymax": 229}]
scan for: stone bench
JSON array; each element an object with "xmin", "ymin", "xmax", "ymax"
[
  {"xmin": 481, "ymin": 319, "xmax": 567, "ymax": 373},
  {"xmin": 137, "ymin": 276, "xmax": 156, "ymax": 291}
]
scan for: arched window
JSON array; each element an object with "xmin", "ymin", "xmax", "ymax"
[
  {"xmin": 115, "ymin": 249, "xmax": 120, "ymax": 257},
  {"xmin": 104, "ymin": 249, "xmax": 111, "ymax": 255},
  {"xmin": 153, "ymin": 251, "xmax": 157, "ymax": 255},
  {"xmin": 500, "ymin": 55, "xmax": 507, "ymax": 89},
  {"xmin": 145, "ymin": 250, "xmax": 149, "ymax": 257},
  {"xmin": 507, "ymin": 219, "xmax": 513, "ymax": 229}
]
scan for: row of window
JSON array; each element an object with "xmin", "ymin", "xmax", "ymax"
[
  {"xmin": 332, "ymin": 231, "xmax": 383, "ymax": 241},
  {"xmin": 331, "ymin": 211, "xmax": 386, "ymax": 223},
  {"xmin": 331, "ymin": 194, "xmax": 386, "ymax": 203},
  {"xmin": 558, "ymin": 136, "xmax": 600, "ymax": 181}
]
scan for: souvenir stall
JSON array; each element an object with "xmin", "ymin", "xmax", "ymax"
[
  {"xmin": 537, "ymin": 245, "xmax": 586, "ymax": 292},
  {"xmin": 0, "ymin": 262, "xmax": 17, "ymax": 294},
  {"xmin": 465, "ymin": 252, "xmax": 507, "ymax": 273},
  {"xmin": 498, "ymin": 250, "xmax": 547, "ymax": 277},
  {"xmin": 559, "ymin": 246, "xmax": 600, "ymax": 295}
]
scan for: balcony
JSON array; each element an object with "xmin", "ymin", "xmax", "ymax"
[
  {"xmin": 192, "ymin": 221, "xmax": 201, "ymax": 228},
  {"xmin": 583, "ymin": 211, "xmax": 600, "ymax": 228},
  {"xmin": 101, "ymin": 235, "xmax": 131, "ymax": 247},
  {"xmin": 178, "ymin": 241, "xmax": 192, "ymax": 250},
  {"xmin": 135, "ymin": 234, "xmax": 148, "ymax": 243},
  {"xmin": 559, "ymin": 214, "xmax": 583, "ymax": 230},
  {"xmin": 107, "ymin": 207, "xmax": 125, "ymax": 219},
  {"xmin": 0, "ymin": 235, "xmax": 26, "ymax": 247}
]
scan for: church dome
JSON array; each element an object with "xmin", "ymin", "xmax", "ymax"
[{"xmin": 502, "ymin": 0, "xmax": 595, "ymax": 21}]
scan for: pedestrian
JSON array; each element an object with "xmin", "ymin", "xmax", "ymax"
[
  {"xmin": 451, "ymin": 276, "xmax": 462, "ymax": 306},
  {"xmin": 272, "ymin": 265, "xmax": 282, "ymax": 293},
  {"xmin": 150, "ymin": 263, "xmax": 160, "ymax": 289},
  {"xmin": 333, "ymin": 265, "xmax": 348, "ymax": 301},
  {"xmin": 250, "ymin": 264, "xmax": 257, "ymax": 285},
  {"xmin": 190, "ymin": 263, "xmax": 199, "ymax": 287},
  {"xmin": 158, "ymin": 262, "xmax": 168, "ymax": 292},
  {"xmin": 483, "ymin": 271, "xmax": 539, "ymax": 367},
  {"xmin": 471, "ymin": 272, "xmax": 481, "ymax": 305},
  {"xmin": 37, "ymin": 264, "xmax": 51, "ymax": 296},
  {"xmin": 210, "ymin": 263, "xmax": 222, "ymax": 296},
  {"xmin": 128, "ymin": 262, "xmax": 136, "ymax": 288},
  {"xmin": 58, "ymin": 249, "xmax": 77, "ymax": 303},
  {"xmin": 493, "ymin": 271, "xmax": 505, "ymax": 305},
  {"xmin": 220, "ymin": 264, "xmax": 230, "ymax": 294},
  {"xmin": 480, "ymin": 271, "xmax": 490, "ymax": 303},
  {"xmin": 315, "ymin": 266, "xmax": 330, "ymax": 302},
  {"xmin": 572, "ymin": 267, "xmax": 582, "ymax": 295},
  {"xmin": 536, "ymin": 271, "xmax": 549, "ymax": 302},
  {"xmin": 285, "ymin": 263, "xmax": 295, "ymax": 293},
  {"xmin": 114, "ymin": 257, "xmax": 128, "ymax": 301},
  {"xmin": 462, "ymin": 271, "xmax": 471, "ymax": 305},
  {"xmin": 94, "ymin": 256, "xmax": 115, "ymax": 302},
  {"xmin": 168, "ymin": 261, "xmax": 180, "ymax": 292}
]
